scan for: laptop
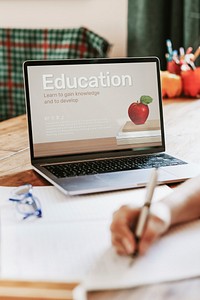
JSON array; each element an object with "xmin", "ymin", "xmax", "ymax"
[{"xmin": 23, "ymin": 57, "xmax": 200, "ymax": 195}]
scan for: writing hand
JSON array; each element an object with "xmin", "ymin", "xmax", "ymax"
[{"xmin": 110, "ymin": 203, "xmax": 171, "ymax": 256}]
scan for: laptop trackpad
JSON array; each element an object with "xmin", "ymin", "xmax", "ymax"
[
  {"xmin": 62, "ymin": 168, "xmax": 175, "ymax": 195},
  {"xmin": 98, "ymin": 168, "xmax": 175, "ymax": 187}
]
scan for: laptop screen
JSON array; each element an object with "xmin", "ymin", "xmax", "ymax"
[{"xmin": 24, "ymin": 57, "xmax": 164, "ymax": 159}]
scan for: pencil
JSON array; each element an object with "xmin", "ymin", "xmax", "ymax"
[
  {"xmin": 193, "ymin": 46, "xmax": 200, "ymax": 61},
  {"xmin": 130, "ymin": 168, "xmax": 158, "ymax": 264}
]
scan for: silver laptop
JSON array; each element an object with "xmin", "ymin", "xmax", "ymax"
[{"xmin": 23, "ymin": 57, "xmax": 200, "ymax": 195}]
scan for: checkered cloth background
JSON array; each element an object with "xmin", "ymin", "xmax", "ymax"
[{"xmin": 0, "ymin": 27, "xmax": 110, "ymax": 121}]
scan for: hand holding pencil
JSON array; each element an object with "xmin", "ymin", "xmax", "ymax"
[
  {"xmin": 111, "ymin": 172, "xmax": 200, "ymax": 258},
  {"xmin": 110, "ymin": 169, "xmax": 171, "ymax": 256}
]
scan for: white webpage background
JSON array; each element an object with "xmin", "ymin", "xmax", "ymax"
[{"xmin": 27, "ymin": 62, "xmax": 160, "ymax": 144}]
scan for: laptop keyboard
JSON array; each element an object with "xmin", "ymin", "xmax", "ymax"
[{"xmin": 44, "ymin": 153, "xmax": 187, "ymax": 178}]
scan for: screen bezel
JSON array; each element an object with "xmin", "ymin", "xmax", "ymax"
[{"xmin": 23, "ymin": 56, "xmax": 165, "ymax": 163}]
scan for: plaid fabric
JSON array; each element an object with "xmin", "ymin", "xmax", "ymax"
[{"xmin": 0, "ymin": 27, "xmax": 110, "ymax": 121}]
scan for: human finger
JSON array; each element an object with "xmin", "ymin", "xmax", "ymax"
[{"xmin": 110, "ymin": 205, "xmax": 140, "ymax": 254}]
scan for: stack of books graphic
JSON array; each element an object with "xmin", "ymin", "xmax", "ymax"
[{"xmin": 116, "ymin": 120, "xmax": 161, "ymax": 145}]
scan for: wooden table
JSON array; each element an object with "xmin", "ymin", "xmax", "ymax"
[{"xmin": 1, "ymin": 98, "xmax": 200, "ymax": 299}]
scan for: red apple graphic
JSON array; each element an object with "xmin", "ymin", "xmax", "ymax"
[{"xmin": 128, "ymin": 95, "xmax": 153, "ymax": 125}]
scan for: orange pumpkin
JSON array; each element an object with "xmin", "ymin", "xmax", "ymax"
[
  {"xmin": 181, "ymin": 67, "xmax": 200, "ymax": 97},
  {"xmin": 160, "ymin": 71, "xmax": 182, "ymax": 98}
]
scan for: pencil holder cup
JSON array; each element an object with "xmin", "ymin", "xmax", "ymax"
[
  {"xmin": 181, "ymin": 67, "xmax": 200, "ymax": 98},
  {"xmin": 160, "ymin": 71, "xmax": 182, "ymax": 98},
  {"xmin": 167, "ymin": 61, "xmax": 181, "ymax": 75}
]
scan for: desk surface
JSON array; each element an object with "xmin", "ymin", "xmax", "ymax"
[{"xmin": 1, "ymin": 98, "xmax": 200, "ymax": 299}]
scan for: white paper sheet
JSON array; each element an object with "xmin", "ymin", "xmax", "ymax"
[
  {"xmin": 84, "ymin": 219, "xmax": 200, "ymax": 291},
  {"xmin": 0, "ymin": 185, "xmax": 171, "ymax": 283},
  {"xmin": 1, "ymin": 219, "xmax": 111, "ymax": 282},
  {"xmin": 0, "ymin": 185, "xmax": 171, "ymax": 224}
]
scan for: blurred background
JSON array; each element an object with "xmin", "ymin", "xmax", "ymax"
[
  {"xmin": 0, "ymin": 0, "xmax": 199, "ymax": 69},
  {"xmin": 128, "ymin": 0, "xmax": 200, "ymax": 69}
]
